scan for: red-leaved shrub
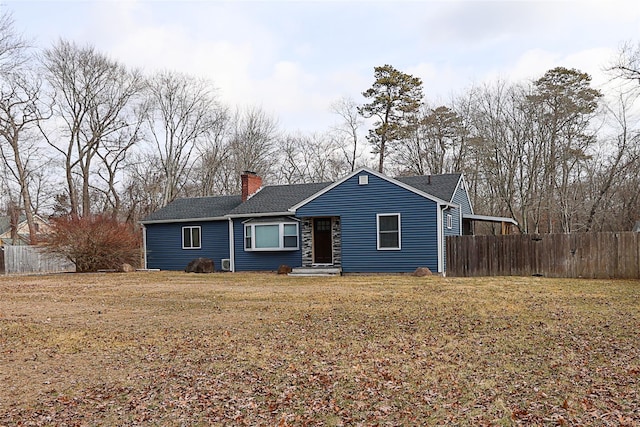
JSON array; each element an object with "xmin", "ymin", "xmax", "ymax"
[{"xmin": 45, "ymin": 215, "xmax": 141, "ymax": 273}]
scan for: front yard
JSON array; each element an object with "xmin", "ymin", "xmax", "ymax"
[{"xmin": 0, "ymin": 272, "xmax": 638, "ymax": 425}]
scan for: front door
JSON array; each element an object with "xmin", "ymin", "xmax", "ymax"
[{"xmin": 313, "ymin": 218, "xmax": 332, "ymax": 264}]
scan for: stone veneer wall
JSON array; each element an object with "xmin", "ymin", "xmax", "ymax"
[
  {"xmin": 301, "ymin": 218, "xmax": 313, "ymax": 266},
  {"xmin": 301, "ymin": 217, "xmax": 341, "ymax": 267},
  {"xmin": 331, "ymin": 217, "xmax": 341, "ymax": 267}
]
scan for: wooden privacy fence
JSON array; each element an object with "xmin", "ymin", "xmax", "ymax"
[
  {"xmin": 1, "ymin": 245, "xmax": 75, "ymax": 275},
  {"xmin": 446, "ymin": 232, "xmax": 640, "ymax": 279}
]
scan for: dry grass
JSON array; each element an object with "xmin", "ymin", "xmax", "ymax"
[{"xmin": 0, "ymin": 272, "xmax": 638, "ymax": 426}]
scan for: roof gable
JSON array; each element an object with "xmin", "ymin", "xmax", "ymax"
[{"xmin": 290, "ymin": 167, "xmax": 457, "ymax": 212}]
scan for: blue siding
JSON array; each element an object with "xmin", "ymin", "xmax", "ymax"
[
  {"xmin": 442, "ymin": 179, "xmax": 470, "ymax": 271},
  {"xmin": 232, "ymin": 218, "xmax": 302, "ymax": 271},
  {"xmin": 145, "ymin": 221, "xmax": 230, "ymax": 271},
  {"xmin": 452, "ymin": 180, "xmax": 473, "ymax": 215},
  {"xmin": 443, "ymin": 208, "xmax": 460, "ymax": 272},
  {"xmin": 297, "ymin": 173, "xmax": 440, "ymax": 273}
]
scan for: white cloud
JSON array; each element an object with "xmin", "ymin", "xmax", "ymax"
[{"xmin": 6, "ymin": 0, "xmax": 640, "ymax": 133}]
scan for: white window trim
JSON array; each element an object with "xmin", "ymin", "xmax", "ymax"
[
  {"xmin": 376, "ymin": 213, "xmax": 401, "ymax": 251},
  {"xmin": 244, "ymin": 222, "xmax": 299, "ymax": 251},
  {"xmin": 182, "ymin": 226, "xmax": 201, "ymax": 249},
  {"xmin": 446, "ymin": 213, "xmax": 453, "ymax": 230}
]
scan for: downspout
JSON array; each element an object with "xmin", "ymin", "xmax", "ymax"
[
  {"xmin": 228, "ymin": 218, "xmax": 235, "ymax": 272},
  {"xmin": 437, "ymin": 205, "xmax": 445, "ymax": 275},
  {"xmin": 141, "ymin": 224, "xmax": 148, "ymax": 270}
]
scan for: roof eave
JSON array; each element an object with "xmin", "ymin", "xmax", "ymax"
[
  {"xmin": 225, "ymin": 211, "xmax": 296, "ymax": 219},
  {"xmin": 140, "ymin": 215, "xmax": 229, "ymax": 225},
  {"xmin": 463, "ymin": 213, "xmax": 518, "ymax": 226},
  {"xmin": 289, "ymin": 166, "xmax": 457, "ymax": 212}
]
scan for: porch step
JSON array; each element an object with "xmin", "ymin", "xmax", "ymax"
[{"xmin": 289, "ymin": 267, "xmax": 342, "ymax": 277}]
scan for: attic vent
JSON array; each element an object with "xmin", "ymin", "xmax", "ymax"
[{"xmin": 359, "ymin": 175, "xmax": 369, "ymax": 185}]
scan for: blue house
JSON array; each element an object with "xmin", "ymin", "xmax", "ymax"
[{"xmin": 141, "ymin": 167, "xmax": 515, "ymax": 274}]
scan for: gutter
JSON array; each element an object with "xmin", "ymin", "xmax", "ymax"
[
  {"xmin": 225, "ymin": 211, "xmax": 295, "ymax": 219},
  {"xmin": 141, "ymin": 224, "xmax": 148, "ymax": 269},
  {"xmin": 437, "ymin": 205, "xmax": 444, "ymax": 274},
  {"xmin": 140, "ymin": 215, "xmax": 228, "ymax": 225},
  {"xmin": 228, "ymin": 218, "xmax": 235, "ymax": 272}
]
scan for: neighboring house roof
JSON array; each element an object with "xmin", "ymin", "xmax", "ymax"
[
  {"xmin": 141, "ymin": 195, "xmax": 243, "ymax": 223},
  {"xmin": 396, "ymin": 173, "xmax": 462, "ymax": 203},
  {"xmin": 0, "ymin": 216, "xmax": 10, "ymax": 235},
  {"xmin": 0, "ymin": 214, "xmax": 51, "ymax": 246},
  {"xmin": 0, "ymin": 215, "xmax": 26, "ymax": 235},
  {"xmin": 227, "ymin": 182, "xmax": 331, "ymax": 216}
]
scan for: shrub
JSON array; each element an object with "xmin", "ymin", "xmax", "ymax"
[{"xmin": 44, "ymin": 215, "xmax": 141, "ymax": 273}]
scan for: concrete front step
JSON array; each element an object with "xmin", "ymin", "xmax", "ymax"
[{"xmin": 289, "ymin": 266, "xmax": 342, "ymax": 276}]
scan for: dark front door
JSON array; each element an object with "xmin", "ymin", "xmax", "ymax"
[{"xmin": 313, "ymin": 218, "xmax": 332, "ymax": 264}]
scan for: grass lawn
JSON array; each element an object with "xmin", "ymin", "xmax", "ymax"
[{"xmin": 0, "ymin": 272, "xmax": 638, "ymax": 426}]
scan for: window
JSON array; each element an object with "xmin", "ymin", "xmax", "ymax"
[
  {"xmin": 245, "ymin": 226, "xmax": 252, "ymax": 249},
  {"xmin": 377, "ymin": 213, "xmax": 401, "ymax": 250},
  {"xmin": 359, "ymin": 175, "xmax": 369, "ymax": 185},
  {"xmin": 283, "ymin": 224, "xmax": 298, "ymax": 248},
  {"xmin": 182, "ymin": 226, "xmax": 201, "ymax": 249},
  {"xmin": 446, "ymin": 213, "xmax": 453, "ymax": 229},
  {"xmin": 244, "ymin": 222, "xmax": 299, "ymax": 251}
]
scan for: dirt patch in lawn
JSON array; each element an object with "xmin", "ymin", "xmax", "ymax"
[{"xmin": 1, "ymin": 272, "xmax": 638, "ymax": 425}]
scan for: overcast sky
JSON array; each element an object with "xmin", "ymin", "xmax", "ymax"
[{"xmin": 4, "ymin": 0, "xmax": 639, "ymax": 132}]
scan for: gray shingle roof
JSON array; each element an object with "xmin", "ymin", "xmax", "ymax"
[
  {"xmin": 0, "ymin": 215, "xmax": 26, "ymax": 234},
  {"xmin": 396, "ymin": 173, "xmax": 462, "ymax": 203},
  {"xmin": 0, "ymin": 216, "xmax": 10, "ymax": 234},
  {"xmin": 142, "ymin": 172, "xmax": 463, "ymax": 222},
  {"xmin": 227, "ymin": 182, "xmax": 332, "ymax": 215},
  {"xmin": 142, "ymin": 195, "xmax": 243, "ymax": 222}
]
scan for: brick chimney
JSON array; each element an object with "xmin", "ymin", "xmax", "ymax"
[{"xmin": 241, "ymin": 171, "xmax": 262, "ymax": 201}]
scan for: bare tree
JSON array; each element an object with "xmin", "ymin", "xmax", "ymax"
[
  {"xmin": 189, "ymin": 106, "xmax": 231, "ymax": 196},
  {"xmin": 0, "ymin": 12, "xmax": 49, "ymax": 244},
  {"xmin": 94, "ymin": 112, "xmax": 146, "ymax": 220},
  {"xmin": 219, "ymin": 106, "xmax": 279, "ymax": 192},
  {"xmin": 0, "ymin": 10, "xmax": 27, "ymax": 74},
  {"xmin": 120, "ymin": 152, "xmax": 167, "ymax": 222},
  {"xmin": 528, "ymin": 67, "xmax": 602, "ymax": 232},
  {"xmin": 0, "ymin": 71, "xmax": 51, "ymax": 243},
  {"xmin": 276, "ymin": 134, "xmax": 313, "ymax": 184},
  {"xmin": 464, "ymin": 81, "xmax": 532, "ymax": 231},
  {"xmin": 274, "ymin": 132, "xmax": 347, "ymax": 184},
  {"xmin": 143, "ymin": 71, "xmax": 222, "ymax": 206},
  {"xmin": 41, "ymin": 39, "xmax": 144, "ymax": 217},
  {"xmin": 583, "ymin": 90, "xmax": 640, "ymax": 231},
  {"xmin": 331, "ymin": 96, "xmax": 364, "ymax": 172},
  {"xmin": 608, "ymin": 41, "xmax": 640, "ymax": 85}
]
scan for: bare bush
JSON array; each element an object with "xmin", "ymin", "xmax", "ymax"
[{"xmin": 44, "ymin": 215, "xmax": 141, "ymax": 272}]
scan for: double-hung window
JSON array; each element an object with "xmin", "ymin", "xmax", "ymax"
[
  {"xmin": 377, "ymin": 213, "xmax": 401, "ymax": 250},
  {"xmin": 182, "ymin": 226, "xmax": 201, "ymax": 249},
  {"xmin": 244, "ymin": 222, "xmax": 299, "ymax": 251}
]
